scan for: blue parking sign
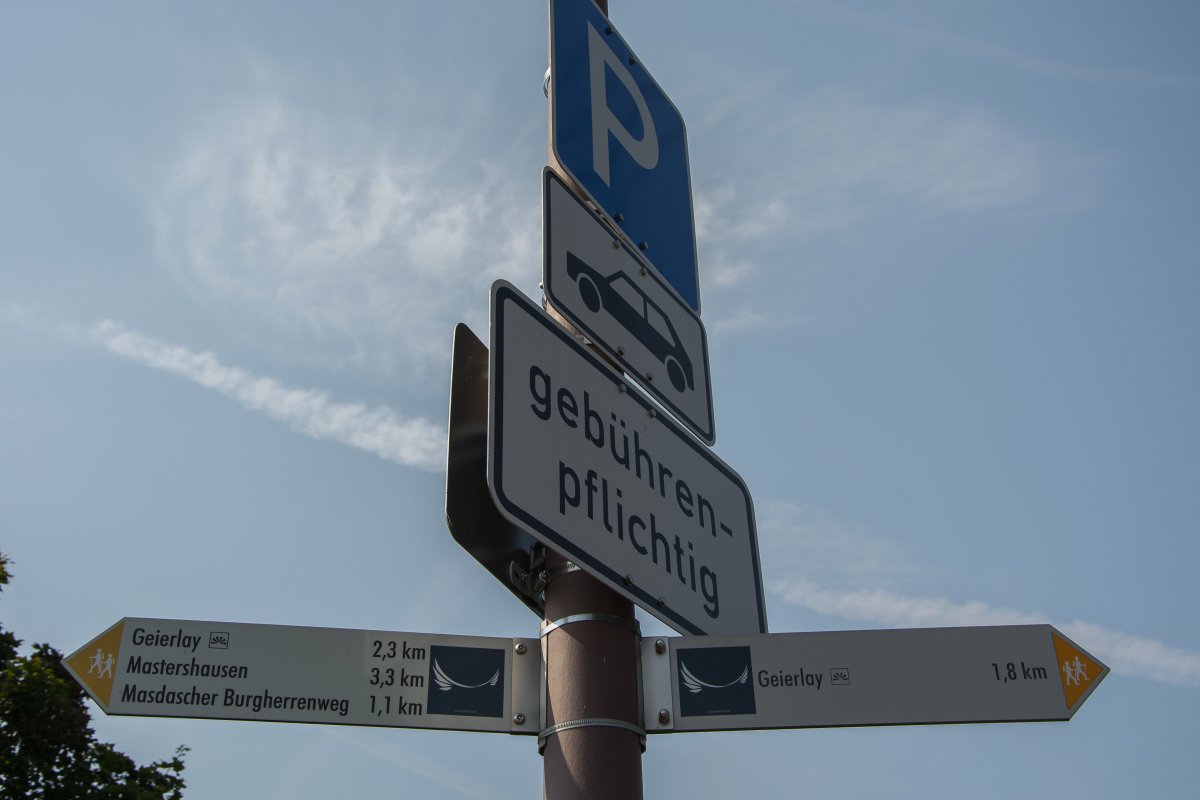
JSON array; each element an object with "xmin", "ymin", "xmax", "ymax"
[{"xmin": 550, "ymin": 0, "xmax": 701, "ymax": 311}]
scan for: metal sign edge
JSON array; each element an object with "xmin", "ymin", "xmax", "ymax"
[{"xmin": 445, "ymin": 320, "xmax": 545, "ymax": 617}]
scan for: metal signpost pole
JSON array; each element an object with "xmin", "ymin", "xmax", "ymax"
[
  {"xmin": 541, "ymin": 552, "xmax": 643, "ymax": 798},
  {"xmin": 541, "ymin": 2, "xmax": 645, "ymax": 797}
]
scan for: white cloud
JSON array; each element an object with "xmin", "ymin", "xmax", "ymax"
[
  {"xmin": 702, "ymin": 255, "xmax": 756, "ymax": 290},
  {"xmin": 688, "ymin": 88, "xmax": 1077, "ymax": 336},
  {"xmin": 695, "ymin": 92, "xmax": 1049, "ymax": 254},
  {"xmin": 771, "ymin": 578, "xmax": 1045, "ymax": 628},
  {"xmin": 708, "ymin": 307, "xmax": 776, "ymax": 337},
  {"xmin": 1055, "ymin": 620, "xmax": 1200, "ymax": 690},
  {"xmin": 147, "ymin": 78, "xmax": 1072, "ymax": 355},
  {"xmin": 89, "ymin": 320, "xmax": 445, "ymax": 472},
  {"xmin": 152, "ymin": 99, "xmax": 540, "ymax": 375},
  {"xmin": 761, "ymin": 502, "xmax": 1200, "ymax": 688},
  {"xmin": 799, "ymin": 0, "xmax": 1200, "ymax": 91},
  {"xmin": 756, "ymin": 501, "xmax": 914, "ymax": 587},
  {"xmin": 771, "ymin": 578, "xmax": 1200, "ymax": 688}
]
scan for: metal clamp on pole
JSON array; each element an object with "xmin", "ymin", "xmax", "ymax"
[
  {"xmin": 541, "ymin": 560, "xmax": 582, "ymax": 585},
  {"xmin": 512, "ymin": 557, "xmax": 583, "ymax": 600},
  {"xmin": 538, "ymin": 717, "xmax": 647, "ymax": 755},
  {"xmin": 506, "ymin": 543, "xmax": 548, "ymax": 613},
  {"xmin": 540, "ymin": 613, "xmax": 642, "ymax": 638}
]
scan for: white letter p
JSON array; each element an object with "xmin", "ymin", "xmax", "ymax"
[{"xmin": 587, "ymin": 23, "xmax": 658, "ymax": 187}]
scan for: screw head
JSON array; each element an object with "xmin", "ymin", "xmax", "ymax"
[
  {"xmin": 623, "ymin": 575, "xmax": 633, "ymax": 586},
  {"xmin": 645, "ymin": 372, "xmax": 654, "ymax": 382},
  {"xmin": 638, "ymin": 241, "xmax": 648, "ymax": 251},
  {"xmin": 656, "ymin": 597, "xmax": 665, "ymax": 607},
  {"xmin": 648, "ymin": 408, "xmax": 657, "ymax": 418},
  {"xmin": 658, "ymin": 709, "xmax": 670, "ymax": 724},
  {"xmin": 515, "ymin": 642, "xmax": 528, "ymax": 656},
  {"xmin": 654, "ymin": 638, "xmax": 666, "ymax": 655},
  {"xmin": 514, "ymin": 713, "xmax": 527, "ymax": 726}
]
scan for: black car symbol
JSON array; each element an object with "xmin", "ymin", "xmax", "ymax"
[{"xmin": 566, "ymin": 251, "xmax": 694, "ymax": 393}]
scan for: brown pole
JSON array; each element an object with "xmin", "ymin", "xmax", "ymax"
[
  {"xmin": 541, "ymin": 553, "xmax": 643, "ymax": 799},
  {"xmin": 542, "ymin": 1, "xmax": 644, "ymax": 798}
]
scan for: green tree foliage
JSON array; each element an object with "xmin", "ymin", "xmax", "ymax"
[{"xmin": 0, "ymin": 553, "xmax": 187, "ymax": 799}]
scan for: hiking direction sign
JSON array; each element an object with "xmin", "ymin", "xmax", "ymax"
[
  {"xmin": 486, "ymin": 280, "xmax": 766, "ymax": 636},
  {"xmin": 642, "ymin": 624, "xmax": 1107, "ymax": 734},
  {"xmin": 543, "ymin": 168, "xmax": 715, "ymax": 445},
  {"xmin": 63, "ymin": 618, "xmax": 541, "ymax": 735},
  {"xmin": 549, "ymin": 0, "xmax": 700, "ymax": 310}
]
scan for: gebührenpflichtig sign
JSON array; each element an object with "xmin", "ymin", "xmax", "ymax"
[{"xmin": 486, "ymin": 280, "xmax": 766, "ymax": 636}]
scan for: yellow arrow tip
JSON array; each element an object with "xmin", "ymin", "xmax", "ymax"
[
  {"xmin": 63, "ymin": 620, "xmax": 125, "ymax": 710},
  {"xmin": 1051, "ymin": 630, "xmax": 1107, "ymax": 712}
]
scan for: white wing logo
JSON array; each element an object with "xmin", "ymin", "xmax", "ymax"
[
  {"xmin": 432, "ymin": 660, "xmax": 501, "ymax": 692},
  {"xmin": 679, "ymin": 661, "xmax": 749, "ymax": 694}
]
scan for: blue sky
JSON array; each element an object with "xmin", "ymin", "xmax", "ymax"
[{"xmin": 2, "ymin": 1, "xmax": 1197, "ymax": 796}]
